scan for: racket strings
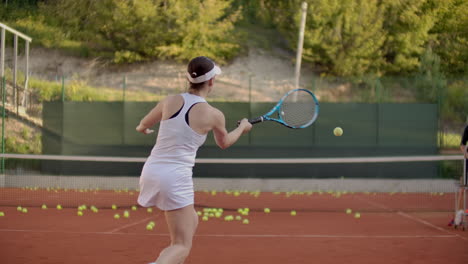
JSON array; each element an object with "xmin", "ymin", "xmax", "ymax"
[{"xmin": 281, "ymin": 91, "xmax": 316, "ymax": 128}]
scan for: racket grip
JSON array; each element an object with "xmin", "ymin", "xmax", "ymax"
[
  {"xmin": 237, "ymin": 116, "xmax": 263, "ymax": 126},
  {"xmin": 248, "ymin": 116, "xmax": 264, "ymax": 124}
]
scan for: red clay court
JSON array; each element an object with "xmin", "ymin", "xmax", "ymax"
[{"xmin": 1, "ymin": 189, "xmax": 467, "ymax": 264}]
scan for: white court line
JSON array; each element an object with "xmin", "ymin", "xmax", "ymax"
[
  {"xmin": 106, "ymin": 216, "xmax": 156, "ymax": 233},
  {"xmin": 0, "ymin": 229, "xmax": 459, "ymax": 239},
  {"xmin": 355, "ymin": 195, "xmax": 468, "ymax": 241}
]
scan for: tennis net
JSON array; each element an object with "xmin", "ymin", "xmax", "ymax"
[{"xmin": 0, "ymin": 153, "xmax": 464, "ymax": 213}]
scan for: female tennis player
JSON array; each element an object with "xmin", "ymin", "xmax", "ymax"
[{"xmin": 136, "ymin": 56, "xmax": 252, "ymax": 264}]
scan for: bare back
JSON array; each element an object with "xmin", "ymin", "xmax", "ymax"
[{"xmin": 162, "ymin": 94, "xmax": 217, "ymax": 135}]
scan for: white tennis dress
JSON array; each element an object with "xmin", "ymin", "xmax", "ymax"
[{"xmin": 138, "ymin": 93, "xmax": 207, "ymax": 210}]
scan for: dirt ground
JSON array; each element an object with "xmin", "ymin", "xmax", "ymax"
[{"xmin": 6, "ymin": 47, "xmax": 321, "ymax": 102}]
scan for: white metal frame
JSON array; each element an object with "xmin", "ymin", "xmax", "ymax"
[{"xmin": 0, "ymin": 22, "xmax": 32, "ymax": 107}]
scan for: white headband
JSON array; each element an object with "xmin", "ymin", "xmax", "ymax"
[{"xmin": 186, "ymin": 65, "xmax": 222, "ymax": 83}]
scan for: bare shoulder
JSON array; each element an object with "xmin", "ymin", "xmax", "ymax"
[
  {"xmin": 204, "ymin": 104, "xmax": 224, "ymax": 120},
  {"xmin": 163, "ymin": 94, "xmax": 184, "ymax": 105}
]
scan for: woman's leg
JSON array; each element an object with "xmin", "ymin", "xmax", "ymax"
[{"xmin": 154, "ymin": 204, "xmax": 198, "ymax": 264}]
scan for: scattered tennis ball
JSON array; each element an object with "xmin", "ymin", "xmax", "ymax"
[
  {"xmin": 235, "ymin": 216, "xmax": 242, "ymax": 221},
  {"xmin": 146, "ymin": 224, "xmax": 153, "ymax": 231},
  {"xmin": 147, "ymin": 208, "xmax": 153, "ymax": 213},
  {"xmin": 197, "ymin": 211, "xmax": 202, "ymax": 216},
  {"xmin": 290, "ymin": 210, "xmax": 297, "ymax": 216},
  {"xmin": 111, "ymin": 204, "xmax": 117, "ymax": 210},
  {"xmin": 148, "ymin": 221, "xmax": 155, "ymax": 227},
  {"xmin": 242, "ymin": 219, "xmax": 249, "ymax": 224},
  {"xmin": 41, "ymin": 204, "xmax": 48, "ymax": 210},
  {"xmin": 346, "ymin": 208, "xmax": 352, "ymax": 214},
  {"xmin": 354, "ymin": 212, "xmax": 361, "ymax": 219},
  {"xmin": 0, "ymin": 212, "xmax": 4, "ymax": 216},
  {"xmin": 123, "ymin": 211, "xmax": 130, "ymax": 218},
  {"xmin": 202, "ymin": 216, "xmax": 209, "ymax": 221},
  {"xmin": 56, "ymin": 205, "xmax": 63, "ymax": 210},
  {"xmin": 264, "ymin": 208, "xmax": 271, "ymax": 213},
  {"xmin": 17, "ymin": 206, "xmax": 22, "ymax": 211},
  {"xmin": 114, "ymin": 214, "xmax": 120, "ymax": 219},
  {"xmin": 215, "ymin": 212, "xmax": 222, "ymax": 218},
  {"xmin": 333, "ymin": 127, "xmax": 343, "ymax": 136},
  {"xmin": 77, "ymin": 211, "xmax": 83, "ymax": 216},
  {"xmin": 131, "ymin": 205, "xmax": 137, "ymax": 211},
  {"xmin": 22, "ymin": 208, "xmax": 28, "ymax": 213}
]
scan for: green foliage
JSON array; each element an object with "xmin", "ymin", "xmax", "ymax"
[
  {"xmin": 380, "ymin": 0, "xmax": 442, "ymax": 74},
  {"xmin": 414, "ymin": 47, "xmax": 446, "ymax": 102},
  {"xmin": 431, "ymin": 0, "xmax": 468, "ymax": 75},
  {"xmin": 301, "ymin": 0, "xmax": 386, "ymax": 76},
  {"xmin": 39, "ymin": 0, "xmax": 241, "ymax": 64},
  {"xmin": 3, "ymin": 126, "xmax": 41, "ymax": 154},
  {"xmin": 155, "ymin": 0, "xmax": 242, "ymax": 64},
  {"xmin": 441, "ymin": 79, "xmax": 468, "ymax": 124},
  {"xmin": 2, "ymin": 0, "xmax": 466, "ymax": 75},
  {"xmin": 28, "ymin": 77, "xmax": 164, "ymax": 102}
]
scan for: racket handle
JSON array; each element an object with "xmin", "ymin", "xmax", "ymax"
[
  {"xmin": 248, "ymin": 116, "xmax": 264, "ymax": 124},
  {"xmin": 237, "ymin": 116, "xmax": 263, "ymax": 126}
]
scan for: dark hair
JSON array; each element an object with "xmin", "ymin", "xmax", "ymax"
[{"xmin": 187, "ymin": 56, "xmax": 215, "ymax": 90}]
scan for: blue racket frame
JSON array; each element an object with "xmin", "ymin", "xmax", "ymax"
[{"xmin": 249, "ymin": 88, "xmax": 319, "ymax": 129}]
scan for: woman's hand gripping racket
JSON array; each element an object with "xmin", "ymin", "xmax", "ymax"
[{"xmin": 247, "ymin": 88, "xmax": 319, "ymax": 129}]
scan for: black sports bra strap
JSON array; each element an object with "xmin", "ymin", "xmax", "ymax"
[
  {"xmin": 169, "ymin": 103, "xmax": 184, "ymax": 120},
  {"xmin": 185, "ymin": 102, "xmax": 202, "ymax": 126}
]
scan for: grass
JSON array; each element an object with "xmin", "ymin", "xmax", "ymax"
[{"xmin": 438, "ymin": 132, "xmax": 462, "ymax": 149}]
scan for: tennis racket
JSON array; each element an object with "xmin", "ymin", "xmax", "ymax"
[{"xmin": 247, "ymin": 88, "xmax": 319, "ymax": 129}]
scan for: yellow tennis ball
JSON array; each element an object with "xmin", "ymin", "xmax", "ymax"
[
  {"xmin": 290, "ymin": 210, "xmax": 297, "ymax": 216},
  {"xmin": 114, "ymin": 214, "xmax": 120, "ymax": 219},
  {"xmin": 148, "ymin": 221, "xmax": 155, "ymax": 227},
  {"xmin": 346, "ymin": 208, "xmax": 352, "ymax": 214},
  {"xmin": 41, "ymin": 204, "xmax": 47, "ymax": 210},
  {"xmin": 22, "ymin": 208, "xmax": 28, "ymax": 213},
  {"xmin": 146, "ymin": 224, "xmax": 153, "ymax": 231},
  {"xmin": 17, "ymin": 206, "xmax": 22, "ymax": 211},
  {"xmin": 111, "ymin": 204, "xmax": 117, "ymax": 210},
  {"xmin": 264, "ymin": 208, "xmax": 271, "ymax": 213},
  {"xmin": 131, "ymin": 205, "xmax": 137, "ymax": 211},
  {"xmin": 202, "ymin": 216, "xmax": 209, "ymax": 221},
  {"xmin": 354, "ymin": 212, "xmax": 361, "ymax": 219},
  {"xmin": 56, "ymin": 205, "xmax": 62, "ymax": 210},
  {"xmin": 77, "ymin": 211, "xmax": 83, "ymax": 216},
  {"xmin": 147, "ymin": 208, "xmax": 153, "ymax": 213},
  {"xmin": 333, "ymin": 127, "xmax": 343, "ymax": 136},
  {"xmin": 242, "ymin": 219, "xmax": 249, "ymax": 224},
  {"xmin": 123, "ymin": 211, "xmax": 130, "ymax": 218},
  {"xmin": 0, "ymin": 212, "xmax": 4, "ymax": 216}
]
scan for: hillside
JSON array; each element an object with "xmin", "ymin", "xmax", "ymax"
[{"xmin": 9, "ymin": 46, "xmax": 318, "ymax": 103}]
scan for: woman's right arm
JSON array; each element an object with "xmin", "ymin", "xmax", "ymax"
[
  {"xmin": 212, "ymin": 109, "xmax": 252, "ymax": 149},
  {"xmin": 136, "ymin": 99, "xmax": 165, "ymax": 134}
]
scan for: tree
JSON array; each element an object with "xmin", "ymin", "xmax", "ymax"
[
  {"xmin": 431, "ymin": 0, "xmax": 468, "ymax": 75},
  {"xmin": 379, "ymin": 0, "xmax": 443, "ymax": 74},
  {"xmin": 41, "ymin": 0, "xmax": 241, "ymax": 63}
]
